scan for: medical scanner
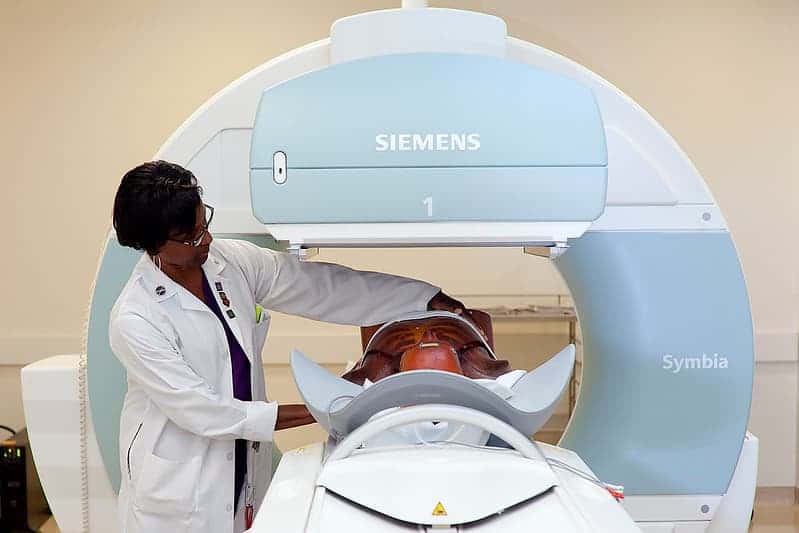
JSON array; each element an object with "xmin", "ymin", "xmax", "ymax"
[{"xmin": 20, "ymin": 2, "xmax": 757, "ymax": 532}]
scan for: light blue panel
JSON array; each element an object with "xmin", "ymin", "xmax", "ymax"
[
  {"xmin": 555, "ymin": 231, "xmax": 753, "ymax": 495},
  {"xmin": 251, "ymin": 166, "xmax": 607, "ymax": 223},
  {"xmin": 249, "ymin": 52, "xmax": 607, "ymax": 225},
  {"xmin": 250, "ymin": 53, "xmax": 606, "ymax": 169},
  {"xmin": 86, "ymin": 236, "xmax": 141, "ymax": 493},
  {"xmin": 88, "ymin": 234, "xmax": 284, "ymax": 493}
]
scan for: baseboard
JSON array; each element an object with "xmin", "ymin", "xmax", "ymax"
[
  {"xmin": 755, "ymin": 487, "xmax": 797, "ymax": 505},
  {"xmin": 754, "ymin": 330, "xmax": 799, "ymax": 363}
]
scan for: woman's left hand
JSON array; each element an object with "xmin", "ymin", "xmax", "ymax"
[
  {"xmin": 427, "ymin": 291, "xmax": 466, "ymax": 315},
  {"xmin": 275, "ymin": 404, "xmax": 316, "ymax": 430},
  {"xmin": 427, "ymin": 291, "xmax": 487, "ymax": 337}
]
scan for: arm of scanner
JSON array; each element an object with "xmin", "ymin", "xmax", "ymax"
[{"xmin": 290, "ymin": 345, "xmax": 575, "ymax": 440}]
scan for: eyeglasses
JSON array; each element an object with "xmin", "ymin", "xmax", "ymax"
[{"xmin": 168, "ymin": 204, "xmax": 214, "ymax": 247}]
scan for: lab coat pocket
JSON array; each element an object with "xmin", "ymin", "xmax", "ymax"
[
  {"xmin": 253, "ymin": 308, "xmax": 271, "ymax": 356},
  {"xmin": 133, "ymin": 451, "xmax": 201, "ymax": 519}
]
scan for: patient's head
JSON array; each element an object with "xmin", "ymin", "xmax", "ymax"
[
  {"xmin": 342, "ymin": 311, "xmax": 511, "ymax": 384},
  {"xmin": 399, "ymin": 329, "xmax": 464, "ymax": 374}
]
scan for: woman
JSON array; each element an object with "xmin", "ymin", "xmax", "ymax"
[{"xmin": 109, "ymin": 160, "xmax": 464, "ymax": 533}]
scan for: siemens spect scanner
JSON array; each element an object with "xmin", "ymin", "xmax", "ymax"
[{"xmin": 20, "ymin": 3, "xmax": 757, "ymax": 532}]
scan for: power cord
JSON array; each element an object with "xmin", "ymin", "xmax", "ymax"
[
  {"xmin": 77, "ymin": 350, "xmax": 90, "ymax": 532},
  {"xmin": 546, "ymin": 457, "xmax": 625, "ymax": 500},
  {"xmin": 75, "ymin": 232, "xmax": 111, "ymax": 533}
]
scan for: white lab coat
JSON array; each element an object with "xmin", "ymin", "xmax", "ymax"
[{"xmin": 109, "ymin": 238, "xmax": 439, "ymax": 533}]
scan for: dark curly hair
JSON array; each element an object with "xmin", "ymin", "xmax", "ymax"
[{"xmin": 113, "ymin": 160, "xmax": 203, "ymax": 255}]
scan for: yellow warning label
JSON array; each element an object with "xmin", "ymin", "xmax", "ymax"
[{"xmin": 432, "ymin": 501, "xmax": 448, "ymax": 516}]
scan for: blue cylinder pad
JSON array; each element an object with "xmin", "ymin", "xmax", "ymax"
[{"xmin": 555, "ymin": 231, "xmax": 753, "ymax": 496}]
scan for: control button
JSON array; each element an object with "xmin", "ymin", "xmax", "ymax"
[
  {"xmin": 273, "ymin": 151, "xmax": 287, "ymax": 184},
  {"xmin": 226, "ymin": 452, "xmax": 234, "ymax": 461},
  {"xmin": 226, "ymin": 503, "xmax": 233, "ymax": 512}
]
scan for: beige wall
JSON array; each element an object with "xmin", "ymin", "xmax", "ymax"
[{"xmin": 1, "ymin": 1, "xmax": 797, "ymax": 486}]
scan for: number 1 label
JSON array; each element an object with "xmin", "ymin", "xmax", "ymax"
[{"xmin": 423, "ymin": 196, "xmax": 433, "ymax": 217}]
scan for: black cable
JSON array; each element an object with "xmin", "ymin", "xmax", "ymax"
[{"xmin": 0, "ymin": 424, "xmax": 17, "ymax": 437}]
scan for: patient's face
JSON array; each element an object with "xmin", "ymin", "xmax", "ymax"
[{"xmin": 342, "ymin": 314, "xmax": 511, "ymax": 384}]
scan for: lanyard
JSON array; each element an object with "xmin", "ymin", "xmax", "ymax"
[{"xmin": 245, "ymin": 441, "xmax": 260, "ymax": 529}]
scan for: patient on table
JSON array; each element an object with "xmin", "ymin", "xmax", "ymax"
[
  {"xmin": 340, "ymin": 310, "xmax": 529, "ymax": 447},
  {"xmin": 342, "ymin": 309, "xmax": 514, "ymax": 383},
  {"xmin": 290, "ymin": 309, "xmax": 572, "ymax": 447}
]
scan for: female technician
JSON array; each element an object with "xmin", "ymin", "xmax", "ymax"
[{"xmin": 109, "ymin": 161, "xmax": 464, "ymax": 533}]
